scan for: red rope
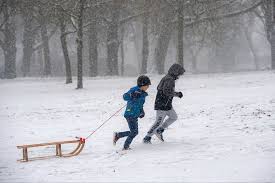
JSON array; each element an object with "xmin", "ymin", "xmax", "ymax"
[{"xmin": 84, "ymin": 104, "xmax": 127, "ymax": 140}]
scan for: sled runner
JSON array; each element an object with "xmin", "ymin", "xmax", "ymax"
[{"xmin": 16, "ymin": 137, "xmax": 85, "ymax": 162}]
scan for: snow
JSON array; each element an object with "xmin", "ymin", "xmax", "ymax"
[{"xmin": 0, "ymin": 71, "xmax": 275, "ymax": 182}]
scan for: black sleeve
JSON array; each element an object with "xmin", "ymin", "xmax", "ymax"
[{"xmin": 162, "ymin": 78, "xmax": 175, "ymax": 97}]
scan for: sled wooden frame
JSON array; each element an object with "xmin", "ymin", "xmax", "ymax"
[{"xmin": 16, "ymin": 138, "xmax": 85, "ymax": 162}]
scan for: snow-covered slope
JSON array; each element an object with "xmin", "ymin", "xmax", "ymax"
[{"xmin": 1, "ymin": 71, "xmax": 275, "ymax": 182}]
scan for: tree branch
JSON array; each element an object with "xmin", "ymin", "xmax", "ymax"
[
  {"xmin": 33, "ymin": 27, "xmax": 57, "ymax": 52},
  {"xmin": 184, "ymin": 1, "xmax": 263, "ymax": 27}
]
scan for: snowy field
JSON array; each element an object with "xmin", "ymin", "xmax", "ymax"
[{"xmin": 1, "ymin": 71, "xmax": 275, "ymax": 182}]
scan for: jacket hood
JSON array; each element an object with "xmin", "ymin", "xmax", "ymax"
[{"xmin": 168, "ymin": 64, "xmax": 185, "ymax": 79}]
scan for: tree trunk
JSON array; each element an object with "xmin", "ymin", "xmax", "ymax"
[
  {"xmin": 244, "ymin": 27, "xmax": 260, "ymax": 70},
  {"xmin": 59, "ymin": 19, "xmax": 72, "ymax": 84},
  {"xmin": 76, "ymin": 0, "xmax": 85, "ymax": 89},
  {"xmin": 154, "ymin": 8, "xmax": 174, "ymax": 74},
  {"xmin": 38, "ymin": 41, "xmax": 44, "ymax": 76},
  {"xmin": 2, "ymin": 0, "xmax": 16, "ymax": 79},
  {"xmin": 177, "ymin": 0, "xmax": 184, "ymax": 67},
  {"xmin": 40, "ymin": 23, "xmax": 51, "ymax": 76},
  {"xmin": 155, "ymin": 31, "xmax": 172, "ymax": 74},
  {"xmin": 141, "ymin": 1, "xmax": 149, "ymax": 74},
  {"xmin": 120, "ymin": 26, "xmax": 125, "ymax": 76},
  {"xmin": 155, "ymin": 26, "xmax": 173, "ymax": 74},
  {"xmin": 271, "ymin": 0, "xmax": 275, "ymax": 69},
  {"xmin": 272, "ymin": 27, "xmax": 275, "ymax": 70},
  {"xmin": 263, "ymin": 0, "xmax": 275, "ymax": 69},
  {"xmin": 22, "ymin": 12, "xmax": 34, "ymax": 77},
  {"xmin": 88, "ymin": 8, "xmax": 98, "ymax": 77},
  {"xmin": 190, "ymin": 49, "xmax": 198, "ymax": 73},
  {"xmin": 107, "ymin": 0, "xmax": 120, "ymax": 76}
]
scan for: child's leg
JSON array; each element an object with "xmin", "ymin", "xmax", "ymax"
[
  {"xmin": 145, "ymin": 110, "xmax": 167, "ymax": 137},
  {"xmin": 159, "ymin": 108, "xmax": 178, "ymax": 129},
  {"xmin": 117, "ymin": 131, "xmax": 130, "ymax": 139},
  {"xmin": 123, "ymin": 118, "xmax": 138, "ymax": 149}
]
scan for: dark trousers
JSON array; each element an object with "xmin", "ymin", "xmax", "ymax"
[{"xmin": 117, "ymin": 117, "xmax": 138, "ymax": 149}]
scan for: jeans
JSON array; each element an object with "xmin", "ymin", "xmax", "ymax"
[{"xmin": 117, "ymin": 117, "xmax": 138, "ymax": 149}]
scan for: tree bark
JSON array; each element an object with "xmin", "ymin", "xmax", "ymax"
[
  {"xmin": 21, "ymin": 11, "xmax": 34, "ymax": 77},
  {"xmin": 40, "ymin": 23, "xmax": 51, "ymax": 76},
  {"xmin": 271, "ymin": 28, "xmax": 275, "ymax": 69},
  {"xmin": 141, "ymin": 1, "xmax": 149, "ymax": 74},
  {"xmin": 177, "ymin": 0, "xmax": 184, "ymax": 67},
  {"xmin": 190, "ymin": 49, "xmax": 198, "ymax": 73},
  {"xmin": 107, "ymin": 0, "xmax": 120, "ymax": 76},
  {"xmin": 88, "ymin": 7, "xmax": 98, "ymax": 77},
  {"xmin": 244, "ymin": 27, "xmax": 260, "ymax": 70},
  {"xmin": 59, "ymin": 19, "xmax": 72, "ymax": 84},
  {"xmin": 154, "ymin": 8, "xmax": 174, "ymax": 74},
  {"xmin": 271, "ymin": 0, "xmax": 275, "ymax": 69},
  {"xmin": 76, "ymin": 0, "xmax": 85, "ymax": 89},
  {"xmin": 120, "ymin": 25, "xmax": 125, "ymax": 76},
  {"xmin": 2, "ymin": 0, "xmax": 17, "ymax": 79},
  {"xmin": 155, "ymin": 28, "xmax": 173, "ymax": 74}
]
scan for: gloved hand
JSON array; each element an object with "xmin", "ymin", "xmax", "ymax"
[
  {"xmin": 175, "ymin": 92, "xmax": 183, "ymax": 98},
  {"xmin": 131, "ymin": 90, "xmax": 142, "ymax": 99},
  {"xmin": 139, "ymin": 111, "xmax": 145, "ymax": 118},
  {"xmin": 139, "ymin": 108, "xmax": 145, "ymax": 118}
]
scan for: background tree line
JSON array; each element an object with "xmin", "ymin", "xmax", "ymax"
[{"xmin": 0, "ymin": 0, "xmax": 274, "ymax": 89}]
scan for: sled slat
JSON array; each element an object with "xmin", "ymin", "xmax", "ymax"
[{"xmin": 17, "ymin": 140, "xmax": 79, "ymax": 149}]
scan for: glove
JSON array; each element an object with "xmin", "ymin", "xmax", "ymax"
[
  {"xmin": 139, "ymin": 108, "xmax": 145, "ymax": 118},
  {"xmin": 131, "ymin": 90, "xmax": 142, "ymax": 99},
  {"xmin": 139, "ymin": 111, "xmax": 145, "ymax": 118},
  {"xmin": 175, "ymin": 92, "xmax": 183, "ymax": 98}
]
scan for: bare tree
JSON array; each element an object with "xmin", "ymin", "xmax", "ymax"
[
  {"xmin": 140, "ymin": 0, "xmax": 150, "ymax": 74},
  {"xmin": 76, "ymin": 0, "xmax": 85, "ymax": 89},
  {"xmin": 243, "ymin": 13, "xmax": 260, "ymax": 70},
  {"xmin": 20, "ymin": 1, "xmax": 36, "ymax": 77},
  {"xmin": 87, "ymin": 1, "xmax": 98, "ymax": 77},
  {"xmin": 177, "ymin": 0, "xmax": 184, "ymax": 67},
  {"xmin": 106, "ymin": 0, "xmax": 122, "ymax": 76},
  {"xmin": 59, "ymin": 17, "xmax": 72, "ymax": 83},
  {"xmin": 0, "ymin": 0, "xmax": 17, "ymax": 79}
]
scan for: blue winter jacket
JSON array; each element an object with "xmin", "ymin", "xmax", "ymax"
[{"xmin": 123, "ymin": 86, "xmax": 148, "ymax": 118}]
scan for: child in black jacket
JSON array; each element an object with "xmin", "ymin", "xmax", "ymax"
[{"xmin": 143, "ymin": 64, "xmax": 185, "ymax": 143}]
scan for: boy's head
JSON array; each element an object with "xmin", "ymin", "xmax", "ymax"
[
  {"xmin": 137, "ymin": 75, "xmax": 151, "ymax": 91},
  {"xmin": 168, "ymin": 63, "xmax": 185, "ymax": 79}
]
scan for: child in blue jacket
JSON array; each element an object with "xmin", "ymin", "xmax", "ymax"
[{"xmin": 113, "ymin": 75, "xmax": 151, "ymax": 150}]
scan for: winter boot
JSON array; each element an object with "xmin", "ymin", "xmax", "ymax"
[
  {"xmin": 155, "ymin": 127, "xmax": 164, "ymax": 142},
  {"xmin": 143, "ymin": 136, "xmax": 152, "ymax": 144},
  {"xmin": 122, "ymin": 147, "xmax": 132, "ymax": 151},
  {"xmin": 113, "ymin": 132, "xmax": 119, "ymax": 146}
]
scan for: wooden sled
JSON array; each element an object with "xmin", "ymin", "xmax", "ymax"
[{"xmin": 16, "ymin": 137, "xmax": 85, "ymax": 162}]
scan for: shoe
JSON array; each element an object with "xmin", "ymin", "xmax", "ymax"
[
  {"xmin": 122, "ymin": 147, "xmax": 132, "ymax": 151},
  {"xmin": 143, "ymin": 136, "xmax": 152, "ymax": 144},
  {"xmin": 113, "ymin": 132, "xmax": 119, "ymax": 146},
  {"xmin": 155, "ymin": 127, "xmax": 164, "ymax": 142}
]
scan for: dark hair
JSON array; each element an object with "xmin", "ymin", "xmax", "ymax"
[{"xmin": 137, "ymin": 75, "xmax": 151, "ymax": 87}]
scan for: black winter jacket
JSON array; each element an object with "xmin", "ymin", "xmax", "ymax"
[{"xmin": 154, "ymin": 64, "xmax": 185, "ymax": 111}]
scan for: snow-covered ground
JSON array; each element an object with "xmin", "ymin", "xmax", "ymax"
[{"xmin": 1, "ymin": 71, "xmax": 275, "ymax": 182}]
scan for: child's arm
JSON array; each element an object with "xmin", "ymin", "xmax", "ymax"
[
  {"xmin": 123, "ymin": 89, "xmax": 142, "ymax": 101},
  {"xmin": 123, "ymin": 90, "xmax": 132, "ymax": 101},
  {"xmin": 139, "ymin": 108, "xmax": 145, "ymax": 118},
  {"xmin": 162, "ymin": 79, "xmax": 176, "ymax": 97}
]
